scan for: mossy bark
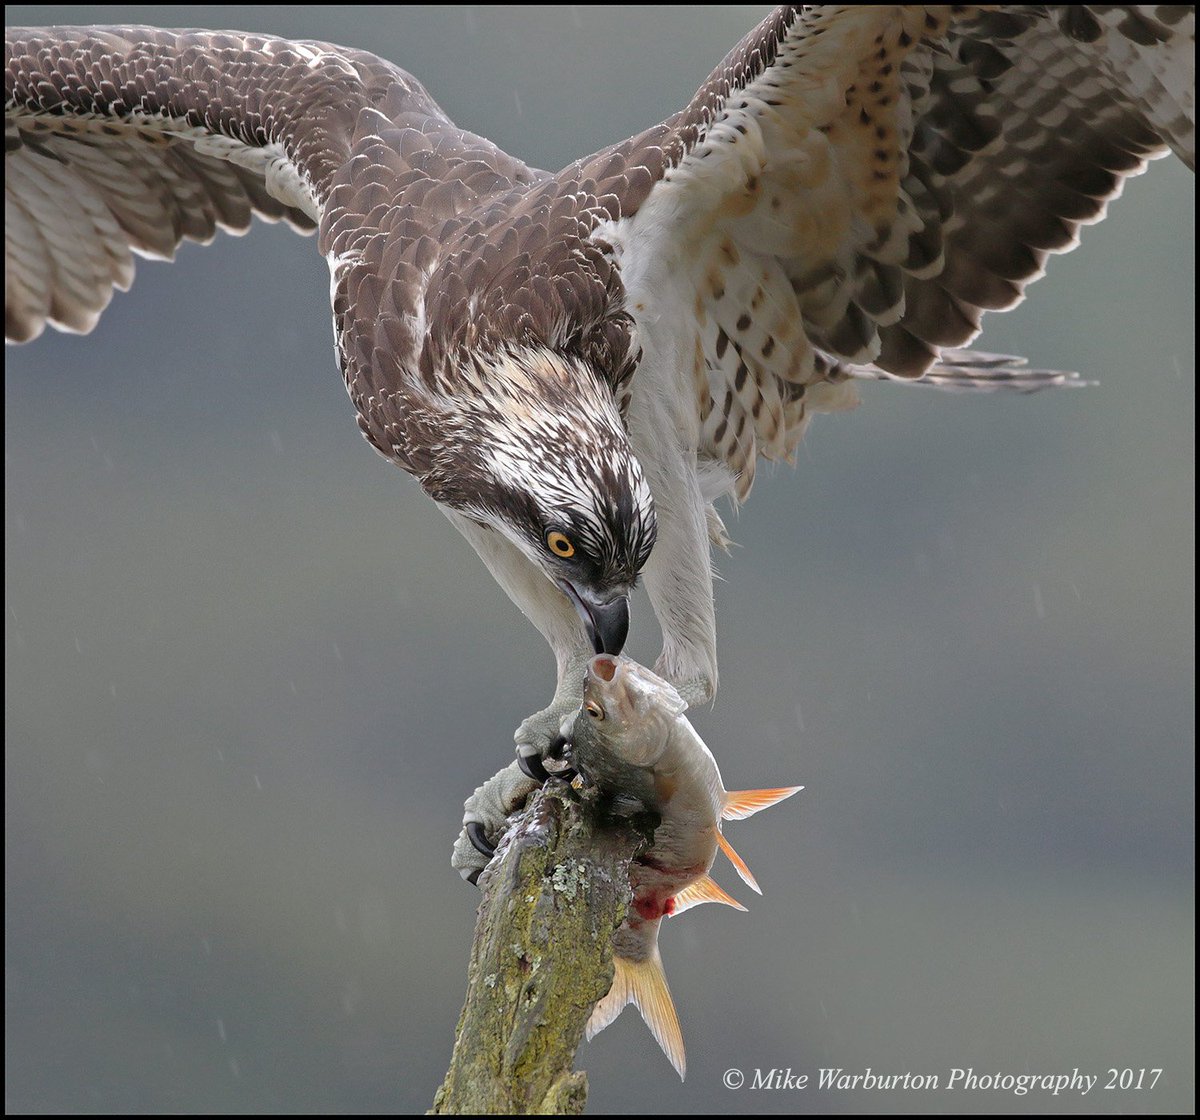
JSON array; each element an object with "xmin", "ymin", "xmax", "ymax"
[{"xmin": 431, "ymin": 780, "xmax": 647, "ymax": 1115}]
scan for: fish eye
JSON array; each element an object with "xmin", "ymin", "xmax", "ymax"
[
  {"xmin": 585, "ymin": 700, "xmax": 604, "ymax": 720},
  {"xmin": 546, "ymin": 530, "xmax": 575, "ymax": 558}
]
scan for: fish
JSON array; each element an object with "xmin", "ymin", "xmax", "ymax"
[{"xmin": 558, "ymin": 652, "xmax": 802, "ymax": 1080}]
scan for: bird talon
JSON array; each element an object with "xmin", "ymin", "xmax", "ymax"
[
  {"xmin": 517, "ymin": 752, "xmax": 552, "ymax": 783},
  {"xmin": 465, "ymin": 820, "xmax": 495, "ymax": 857}
]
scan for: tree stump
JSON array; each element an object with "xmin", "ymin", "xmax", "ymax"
[{"xmin": 431, "ymin": 779, "xmax": 649, "ymax": 1114}]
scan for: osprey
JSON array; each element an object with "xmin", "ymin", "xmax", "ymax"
[{"xmin": 6, "ymin": 7, "xmax": 1194, "ymax": 771}]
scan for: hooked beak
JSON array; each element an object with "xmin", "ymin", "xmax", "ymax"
[{"xmin": 559, "ymin": 580, "xmax": 630, "ymax": 655}]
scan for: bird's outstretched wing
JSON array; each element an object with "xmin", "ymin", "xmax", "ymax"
[
  {"xmin": 583, "ymin": 6, "xmax": 1194, "ymax": 499},
  {"xmin": 3, "ymin": 24, "xmax": 539, "ymax": 361},
  {"xmin": 6, "ymin": 26, "xmax": 328, "ymax": 342}
]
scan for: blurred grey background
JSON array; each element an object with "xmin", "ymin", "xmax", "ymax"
[{"xmin": 5, "ymin": 6, "xmax": 1194, "ymax": 1115}]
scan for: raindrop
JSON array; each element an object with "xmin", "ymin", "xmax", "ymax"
[
  {"xmin": 270, "ymin": 429, "xmax": 284, "ymax": 453},
  {"xmin": 1032, "ymin": 582, "xmax": 1045, "ymax": 619},
  {"xmin": 216, "ymin": 1018, "xmax": 227, "ymax": 1043},
  {"xmin": 512, "ymin": 89, "xmax": 523, "ymax": 117}
]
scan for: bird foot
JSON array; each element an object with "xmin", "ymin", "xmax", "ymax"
[
  {"xmin": 451, "ymin": 760, "xmax": 543, "ymax": 885},
  {"xmin": 453, "ymin": 656, "xmax": 593, "ymax": 886},
  {"xmin": 514, "ymin": 651, "xmax": 592, "ymax": 766}
]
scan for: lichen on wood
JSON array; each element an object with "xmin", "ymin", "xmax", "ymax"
[{"xmin": 430, "ymin": 779, "xmax": 651, "ymax": 1115}]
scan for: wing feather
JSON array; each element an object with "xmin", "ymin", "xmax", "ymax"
[
  {"xmin": 3, "ymin": 23, "xmax": 554, "ymax": 485},
  {"xmin": 2, "ymin": 26, "xmax": 372, "ymax": 341},
  {"xmin": 598, "ymin": 5, "xmax": 1194, "ymax": 498}
]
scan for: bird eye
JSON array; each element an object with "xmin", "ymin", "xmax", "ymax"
[
  {"xmin": 546, "ymin": 530, "xmax": 575, "ymax": 558},
  {"xmin": 585, "ymin": 700, "xmax": 604, "ymax": 720}
]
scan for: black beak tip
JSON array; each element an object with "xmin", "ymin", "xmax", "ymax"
[
  {"xmin": 561, "ymin": 581, "xmax": 630, "ymax": 657},
  {"xmin": 589, "ymin": 595, "xmax": 630, "ymax": 656}
]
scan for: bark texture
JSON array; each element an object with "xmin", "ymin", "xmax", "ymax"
[{"xmin": 431, "ymin": 780, "xmax": 649, "ymax": 1115}]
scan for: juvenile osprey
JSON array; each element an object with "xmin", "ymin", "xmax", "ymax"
[{"xmin": 6, "ymin": 7, "xmax": 1194, "ymax": 767}]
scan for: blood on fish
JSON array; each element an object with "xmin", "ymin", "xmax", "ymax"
[{"xmin": 634, "ymin": 893, "xmax": 673, "ymax": 921}]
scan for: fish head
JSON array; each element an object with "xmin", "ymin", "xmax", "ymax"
[{"xmin": 579, "ymin": 654, "xmax": 687, "ymax": 769}]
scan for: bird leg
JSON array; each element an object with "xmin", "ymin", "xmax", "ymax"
[
  {"xmin": 439, "ymin": 508, "xmax": 599, "ymax": 766},
  {"xmin": 514, "ymin": 646, "xmax": 594, "ymax": 769},
  {"xmin": 455, "ymin": 645, "xmax": 589, "ymax": 887},
  {"xmin": 455, "ymin": 650, "xmax": 589, "ymax": 885}
]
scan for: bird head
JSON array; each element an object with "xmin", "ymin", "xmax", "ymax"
[{"xmin": 419, "ymin": 347, "xmax": 656, "ymax": 655}]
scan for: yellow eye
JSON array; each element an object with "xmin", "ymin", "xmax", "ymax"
[
  {"xmin": 585, "ymin": 700, "xmax": 604, "ymax": 720},
  {"xmin": 546, "ymin": 531, "xmax": 575, "ymax": 558}
]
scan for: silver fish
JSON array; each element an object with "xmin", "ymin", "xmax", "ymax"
[{"xmin": 561, "ymin": 653, "xmax": 801, "ymax": 1079}]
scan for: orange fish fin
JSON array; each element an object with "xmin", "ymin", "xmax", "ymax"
[
  {"xmin": 586, "ymin": 948, "xmax": 686, "ymax": 1080},
  {"xmin": 722, "ymin": 785, "xmax": 803, "ymax": 821},
  {"xmin": 671, "ymin": 874, "xmax": 748, "ymax": 915},
  {"xmin": 716, "ymin": 828, "xmax": 762, "ymax": 895}
]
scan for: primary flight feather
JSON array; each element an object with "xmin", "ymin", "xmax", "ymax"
[{"xmin": 5, "ymin": 6, "xmax": 1194, "ymax": 760}]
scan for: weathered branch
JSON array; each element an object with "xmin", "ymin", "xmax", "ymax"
[{"xmin": 431, "ymin": 779, "xmax": 647, "ymax": 1115}]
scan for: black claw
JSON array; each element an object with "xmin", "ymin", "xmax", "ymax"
[
  {"xmin": 465, "ymin": 867, "xmax": 482, "ymax": 887},
  {"xmin": 518, "ymin": 752, "xmax": 552, "ymax": 783},
  {"xmin": 465, "ymin": 821, "xmax": 495, "ymax": 857}
]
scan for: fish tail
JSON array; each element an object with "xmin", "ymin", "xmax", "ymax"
[
  {"xmin": 586, "ymin": 946, "xmax": 686, "ymax": 1080},
  {"xmin": 722, "ymin": 785, "xmax": 803, "ymax": 821}
]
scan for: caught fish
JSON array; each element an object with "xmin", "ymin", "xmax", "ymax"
[{"xmin": 560, "ymin": 653, "xmax": 801, "ymax": 1079}]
